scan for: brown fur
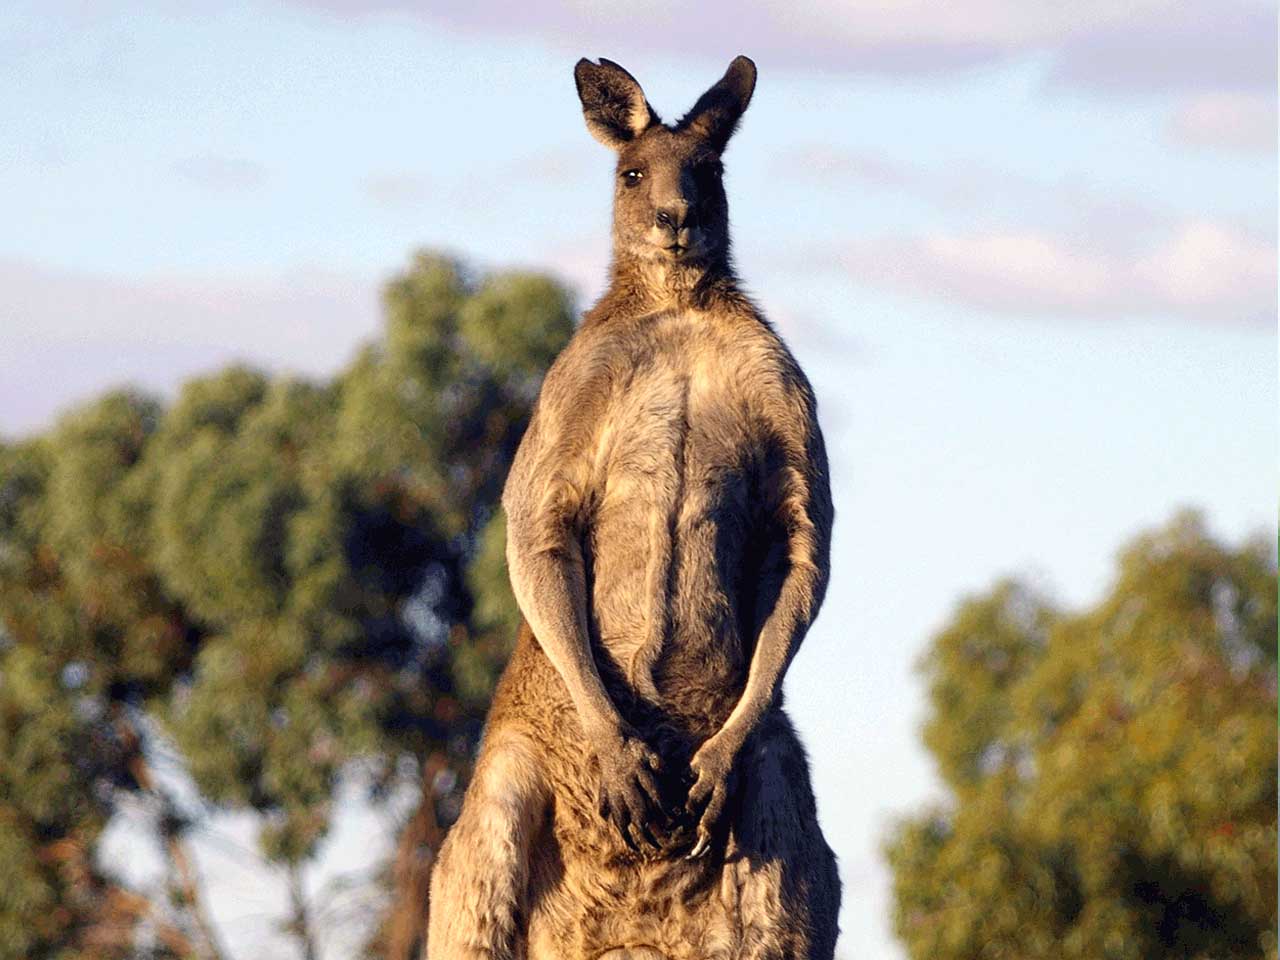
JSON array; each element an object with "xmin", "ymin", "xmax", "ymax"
[{"xmin": 427, "ymin": 56, "xmax": 840, "ymax": 959}]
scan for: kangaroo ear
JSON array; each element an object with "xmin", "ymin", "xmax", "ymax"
[
  {"xmin": 574, "ymin": 58, "xmax": 659, "ymax": 149},
  {"xmin": 678, "ymin": 55, "xmax": 756, "ymax": 153}
]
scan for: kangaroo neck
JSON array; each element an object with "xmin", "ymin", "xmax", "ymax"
[{"xmin": 605, "ymin": 249, "xmax": 738, "ymax": 314}]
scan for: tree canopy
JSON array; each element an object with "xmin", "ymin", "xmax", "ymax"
[
  {"xmin": 887, "ymin": 511, "xmax": 1277, "ymax": 960},
  {"xmin": 3, "ymin": 250, "xmax": 1273, "ymax": 960},
  {"xmin": 0, "ymin": 252, "xmax": 574, "ymax": 960}
]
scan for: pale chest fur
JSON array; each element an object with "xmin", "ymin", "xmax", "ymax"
[
  {"xmin": 591, "ymin": 313, "xmax": 762, "ymax": 503},
  {"xmin": 575, "ymin": 312, "xmax": 781, "ymax": 729}
]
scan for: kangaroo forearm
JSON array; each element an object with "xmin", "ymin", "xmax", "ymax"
[
  {"xmin": 717, "ymin": 562, "xmax": 825, "ymax": 752},
  {"xmin": 507, "ymin": 540, "xmax": 622, "ymax": 740}
]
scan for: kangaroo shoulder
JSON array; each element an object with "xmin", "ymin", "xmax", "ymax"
[
  {"xmin": 537, "ymin": 323, "xmax": 626, "ymax": 411},
  {"xmin": 722, "ymin": 311, "xmax": 817, "ymax": 419}
]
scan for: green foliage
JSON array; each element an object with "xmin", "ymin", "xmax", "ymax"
[
  {"xmin": 0, "ymin": 251, "xmax": 575, "ymax": 956},
  {"xmin": 0, "ymin": 435, "xmax": 144, "ymax": 957},
  {"xmin": 887, "ymin": 510, "xmax": 1278, "ymax": 960},
  {"xmin": 919, "ymin": 578, "xmax": 1057, "ymax": 792}
]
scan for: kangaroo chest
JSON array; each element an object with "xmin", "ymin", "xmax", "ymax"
[{"xmin": 582, "ymin": 315, "xmax": 766, "ymax": 721}]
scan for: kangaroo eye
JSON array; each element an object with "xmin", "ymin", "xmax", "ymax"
[{"xmin": 622, "ymin": 169, "xmax": 644, "ymax": 188}]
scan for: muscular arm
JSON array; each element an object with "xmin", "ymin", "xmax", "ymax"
[
  {"xmin": 686, "ymin": 375, "xmax": 834, "ymax": 855},
  {"xmin": 724, "ymin": 431, "xmax": 832, "ymax": 747},
  {"xmin": 502, "ymin": 369, "xmax": 665, "ymax": 848},
  {"xmin": 502, "ymin": 403, "xmax": 621, "ymax": 744}
]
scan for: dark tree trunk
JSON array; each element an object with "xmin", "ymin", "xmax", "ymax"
[{"xmin": 381, "ymin": 752, "xmax": 449, "ymax": 960}]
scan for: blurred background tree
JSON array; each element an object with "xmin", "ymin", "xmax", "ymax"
[
  {"xmin": 886, "ymin": 511, "xmax": 1277, "ymax": 960},
  {"xmin": 0, "ymin": 251, "xmax": 573, "ymax": 960},
  {"xmin": 3, "ymin": 248, "xmax": 1275, "ymax": 960}
]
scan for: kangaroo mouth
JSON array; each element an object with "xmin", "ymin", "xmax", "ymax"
[
  {"xmin": 644, "ymin": 235, "xmax": 702, "ymax": 263},
  {"xmin": 662, "ymin": 239, "xmax": 703, "ymax": 260}
]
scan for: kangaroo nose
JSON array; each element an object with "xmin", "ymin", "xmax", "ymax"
[{"xmin": 655, "ymin": 203, "xmax": 690, "ymax": 230}]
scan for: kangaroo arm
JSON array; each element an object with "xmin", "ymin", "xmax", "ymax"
[
  {"xmin": 505, "ymin": 512, "xmax": 622, "ymax": 743},
  {"xmin": 714, "ymin": 432, "xmax": 833, "ymax": 759},
  {"xmin": 502, "ymin": 404, "xmax": 624, "ymax": 746},
  {"xmin": 717, "ymin": 522, "xmax": 828, "ymax": 757}
]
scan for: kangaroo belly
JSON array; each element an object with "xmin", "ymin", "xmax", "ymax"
[
  {"xmin": 587, "ymin": 507, "xmax": 749, "ymax": 736},
  {"xmin": 584, "ymin": 329, "xmax": 758, "ymax": 737}
]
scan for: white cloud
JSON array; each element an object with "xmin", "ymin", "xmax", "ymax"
[
  {"xmin": 923, "ymin": 230, "xmax": 1113, "ymax": 305},
  {"xmin": 753, "ymin": 0, "xmax": 1162, "ymax": 47},
  {"xmin": 294, "ymin": 0, "xmax": 1274, "ymax": 94},
  {"xmin": 172, "ymin": 156, "xmax": 270, "ymax": 190},
  {"xmin": 0, "ymin": 260, "xmax": 380, "ymax": 437},
  {"xmin": 842, "ymin": 221, "xmax": 1275, "ymax": 324},
  {"xmin": 364, "ymin": 172, "xmax": 432, "ymax": 210},
  {"xmin": 1168, "ymin": 92, "xmax": 1277, "ymax": 153},
  {"xmin": 769, "ymin": 145, "xmax": 1274, "ymax": 324},
  {"xmin": 1045, "ymin": 0, "xmax": 1275, "ymax": 95},
  {"xmin": 774, "ymin": 146, "xmax": 1174, "ymax": 241},
  {"xmin": 1133, "ymin": 221, "xmax": 1276, "ymax": 316}
]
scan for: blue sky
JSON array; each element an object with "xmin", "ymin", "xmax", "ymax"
[{"xmin": 2, "ymin": 3, "xmax": 1275, "ymax": 958}]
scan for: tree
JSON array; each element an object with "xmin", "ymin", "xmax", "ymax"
[
  {"xmin": 0, "ymin": 251, "xmax": 574, "ymax": 960},
  {"xmin": 886, "ymin": 510, "xmax": 1277, "ymax": 960},
  {"xmin": 0, "ymin": 402, "xmax": 215, "ymax": 960}
]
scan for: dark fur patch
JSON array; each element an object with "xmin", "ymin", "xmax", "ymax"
[{"xmin": 676, "ymin": 56, "xmax": 757, "ymax": 152}]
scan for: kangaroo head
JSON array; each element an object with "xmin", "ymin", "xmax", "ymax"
[{"xmin": 574, "ymin": 56, "xmax": 756, "ymax": 273}]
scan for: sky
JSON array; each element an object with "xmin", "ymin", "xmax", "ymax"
[{"xmin": 1, "ymin": 2, "xmax": 1276, "ymax": 958}]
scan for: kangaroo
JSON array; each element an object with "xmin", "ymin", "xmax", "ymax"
[{"xmin": 426, "ymin": 56, "xmax": 840, "ymax": 959}]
